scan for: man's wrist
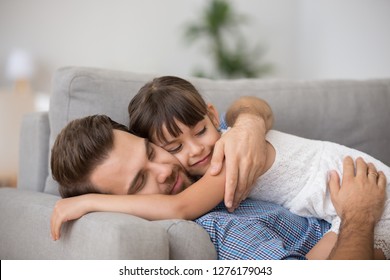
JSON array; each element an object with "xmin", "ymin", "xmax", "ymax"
[
  {"xmin": 341, "ymin": 214, "xmax": 376, "ymax": 234},
  {"xmin": 225, "ymin": 96, "xmax": 273, "ymax": 130},
  {"xmin": 329, "ymin": 215, "xmax": 375, "ymax": 259},
  {"xmin": 233, "ymin": 113, "xmax": 267, "ymax": 133},
  {"xmin": 227, "ymin": 106, "xmax": 265, "ymax": 126},
  {"xmin": 342, "ymin": 207, "xmax": 379, "ymax": 228}
]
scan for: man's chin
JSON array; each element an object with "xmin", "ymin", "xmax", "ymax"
[
  {"xmin": 189, "ymin": 174, "xmax": 202, "ymax": 184},
  {"xmin": 180, "ymin": 172, "xmax": 195, "ymax": 190},
  {"xmin": 190, "ymin": 166, "xmax": 209, "ymax": 177}
]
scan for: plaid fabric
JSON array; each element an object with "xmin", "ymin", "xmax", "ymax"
[{"xmin": 195, "ymin": 199, "xmax": 330, "ymax": 260}]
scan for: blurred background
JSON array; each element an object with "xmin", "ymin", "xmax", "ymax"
[{"xmin": 1, "ymin": 0, "xmax": 390, "ymax": 186}]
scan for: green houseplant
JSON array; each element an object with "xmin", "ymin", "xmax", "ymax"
[{"xmin": 184, "ymin": 0, "xmax": 273, "ymax": 79}]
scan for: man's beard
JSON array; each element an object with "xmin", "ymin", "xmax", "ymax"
[
  {"xmin": 190, "ymin": 174, "xmax": 202, "ymax": 183},
  {"xmin": 168, "ymin": 165, "xmax": 195, "ymax": 191}
]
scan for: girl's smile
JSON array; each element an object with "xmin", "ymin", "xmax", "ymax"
[{"xmin": 190, "ymin": 151, "xmax": 213, "ymax": 169}]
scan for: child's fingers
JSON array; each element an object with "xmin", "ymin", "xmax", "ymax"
[
  {"xmin": 50, "ymin": 214, "xmax": 59, "ymax": 241},
  {"xmin": 50, "ymin": 205, "xmax": 64, "ymax": 241},
  {"xmin": 50, "ymin": 215, "xmax": 55, "ymax": 240}
]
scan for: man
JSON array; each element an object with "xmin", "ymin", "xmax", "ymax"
[{"xmin": 51, "ymin": 115, "xmax": 386, "ymax": 259}]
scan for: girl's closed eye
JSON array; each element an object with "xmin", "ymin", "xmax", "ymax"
[
  {"xmin": 195, "ymin": 126, "xmax": 207, "ymax": 136},
  {"xmin": 166, "ymin": 125, "xmax": 206, "ymax": 154},
  {"xmin": 166, "ymin": 144, "xmax": 182, "ymax": 154}
]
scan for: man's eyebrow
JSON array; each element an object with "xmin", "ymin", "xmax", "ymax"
[{"xmin": 127, "ymin": 139, "xmax": 149, "ymax": 195}]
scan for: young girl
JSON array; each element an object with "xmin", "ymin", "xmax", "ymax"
[
  {"xmin": 51, "ymin": 76, "xmax": 389, "ymax": 259},
  {"xmin": 128, "ymin": 76, "xmax": 390, "ymax": 259}
]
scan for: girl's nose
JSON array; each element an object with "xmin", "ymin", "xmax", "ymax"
[{"xmin": 188, "ymin": 140, "xmax": 204, "ymax": 157}]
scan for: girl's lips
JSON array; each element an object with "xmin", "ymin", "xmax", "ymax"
[{"xmin": 191, "ymin": 153, "xmax": 212, "ymax": 167}]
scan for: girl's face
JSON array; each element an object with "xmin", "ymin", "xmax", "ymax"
[{"xmin": 153, "ymin": 104, "xmax": 221, "ymax": 177}]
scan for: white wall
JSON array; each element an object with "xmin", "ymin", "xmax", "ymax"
[
  {"xmin": 0, "ymin": 0, "xmax": 205, "ymax": 91},
  {"xmin": 296, "ymin": 0, "xmax": 390, "ymax": 80},
  {"xmin": 1, "ymin": 0, "xmax": 389, "ymax": 93}
]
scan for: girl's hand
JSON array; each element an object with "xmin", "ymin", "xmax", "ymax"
[
  {"xmin": 210, "ymin": 114, "xmax": 267, "ymax": 211},
  {"xmin": 50, "ymin": 195, "xmax": 91, "ymax": 241}
]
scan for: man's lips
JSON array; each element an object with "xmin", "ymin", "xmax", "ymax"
[{"xmin": 170, "ymin": 173, "xmax": 183, "ymax": 195}]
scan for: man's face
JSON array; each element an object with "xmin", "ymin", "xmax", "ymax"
[{"xmin": 90, "ymin": 130, "xmax": 193, "ymax": 196}]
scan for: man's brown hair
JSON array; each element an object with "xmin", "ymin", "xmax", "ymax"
[
  {"xmin": 50, "ymin": 115, "xmax": 128, "ymax": 198},
  {"xmin": 128, "ymin": 76, "xmax": 208, "ymax": 144}
]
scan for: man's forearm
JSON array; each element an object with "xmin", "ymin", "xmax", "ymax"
[
  {"xmin": 225, "ymin": 96, "xmax": 274, "ymax": 130},
  {"xmin": 328, "ymin": 216, "xmax": 375, "ymax": 259}
]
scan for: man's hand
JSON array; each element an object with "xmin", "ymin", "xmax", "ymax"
[
  {"xmin": 328, "ymin": 156, "xmax": 386, "ymax": 224},
  {"xmin": 209, "ymin": 114, "xmax": 267, "ymax": 211},
  {"xmin": 327, "ymin": 156, "xmax": 387, "ymax": 259}
]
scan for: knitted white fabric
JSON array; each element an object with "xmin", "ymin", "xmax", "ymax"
[{"xmin": 249, "ymin": 130, "xmax": 390, "ymax": 259}]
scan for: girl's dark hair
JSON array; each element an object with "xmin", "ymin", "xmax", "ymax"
[{"xmin": 128, "ymin": 76, "xmax": 208, "ymax": 144}]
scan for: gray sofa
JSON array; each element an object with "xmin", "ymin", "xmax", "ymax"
[{"xmin": 1, "ymin": 66, "xmax": 389, "ymax": 259}]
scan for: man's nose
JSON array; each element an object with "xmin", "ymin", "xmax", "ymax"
[{"xmin": 150, "ymin": 162, "xmax": 174, "ymax": 185}]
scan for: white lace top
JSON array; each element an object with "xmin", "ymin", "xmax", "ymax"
[{"xmin": 248, "ymin": 130, "xmax": 390, "ymax": 259}]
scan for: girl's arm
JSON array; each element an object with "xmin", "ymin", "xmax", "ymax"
[
  {"xmin": 51, "ymin": 166, "xmax": 226, "ymax": 240},
  {"xmin": 306, "ymin": 232, "xmax": 337, "ymax": 259},
  {"xmin": 93, "ymin": 167, "xmax": 226, "ymax": 220}
]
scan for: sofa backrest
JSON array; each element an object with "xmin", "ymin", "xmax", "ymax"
[{"xmin": 45, "ymin": 66, "xmax": 390, "ymax": 195}]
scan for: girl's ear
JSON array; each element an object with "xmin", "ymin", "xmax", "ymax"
[{"xmin": 207, "ymin": 103, "xmax": 220, "ymax": 127}]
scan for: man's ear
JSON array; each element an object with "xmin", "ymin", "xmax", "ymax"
[{"xmin": 207, "ymin": 103, "xmax": 220, "ymax": 127}]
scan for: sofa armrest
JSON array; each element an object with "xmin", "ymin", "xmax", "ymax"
[
  {"xmin": 156, "ymin": 220, "xmax": 217, "ymax": 260},
  {"xmin": 0, "ymin": 188, "xmax": 170, "ymax": 259},
  {"xmin": 18, "ymin": 112, "xmax": 50, "ymax": 192},
  {"xmin": 0, "ymin": 188, "xmax": 217, "ymax": 259}
]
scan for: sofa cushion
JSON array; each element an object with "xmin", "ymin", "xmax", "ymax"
[{"xmin": 46, "ymin": 66, "xmax": 390, "ymax": 195}]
